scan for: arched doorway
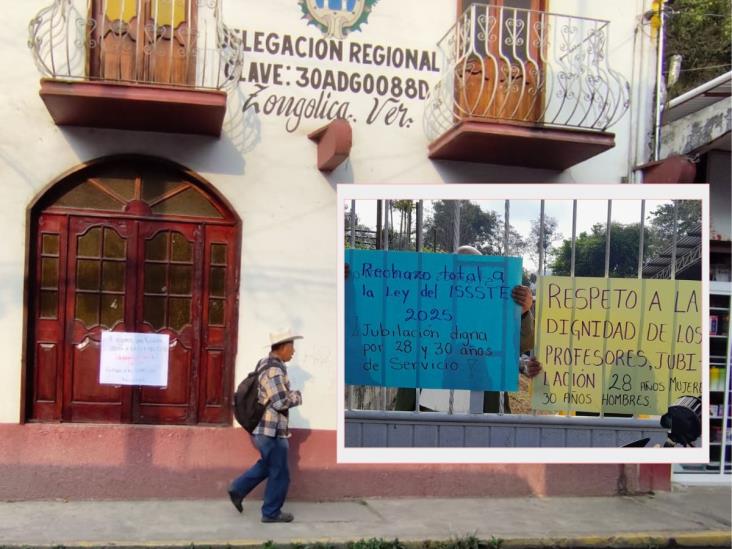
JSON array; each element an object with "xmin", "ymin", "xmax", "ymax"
[{"xmin": 26, "ymin": 156, "xmax": 240, "ymax": 425}]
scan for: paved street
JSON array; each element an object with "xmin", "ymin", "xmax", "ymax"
[{"xmin": 0, "ymin": 484, "xmax": 729, "ymax": 548}]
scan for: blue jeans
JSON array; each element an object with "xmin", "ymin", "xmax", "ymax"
[{"xmin": 230, "ymin": 435, "xmax": 290, "ymax": 518}]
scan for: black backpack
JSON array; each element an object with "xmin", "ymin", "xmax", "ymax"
[{"xmin": 233, "ymin": 360, "xmax": 282, "ymax": 433}]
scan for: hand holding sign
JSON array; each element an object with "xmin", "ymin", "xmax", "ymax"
[
  {"xmin": 522, "ymin": 355, "xmax": 543, "ymax": 378},
  {"xmin": 512, "ymin": 285, "xmax": 533, "ymax": 315}
]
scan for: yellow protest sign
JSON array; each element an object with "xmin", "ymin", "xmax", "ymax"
[{"xmin": 531, "ymin": 276, "xmax": 702, "ymax": 415}]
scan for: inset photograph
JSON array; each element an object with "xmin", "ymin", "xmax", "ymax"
[{"xmin": 338, "ymin": 185, "xmax": 710, "ymax": 462}]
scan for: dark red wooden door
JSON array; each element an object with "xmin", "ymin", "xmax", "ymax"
[
  {"xmin": 91, "ymin": 0, "xmax": 197, "ymax": 85},
  {"xmin": 27, "ymin": 158, "xmax": 240, "ymax": 426},
  {"xmin": 198, "ymin": 224, "xmax": 239, "ymax": 424},
  {"xmin": 30, "ymin": 213, "xmax": 71, "ymax": 422},
  {"xmin": 457, "ymin": 0, "xmax": 546, "ymax": 121},
  {"xmin": 60, "ymin": 219, "xmax": 209, "ymax": 424},
  {"xmin": 63, "ymin": 216, "xmax": 135, "ymax": 423},
  {"xmin": 133, "ymin": 222, "xmax": 203, "ymax": 424}
]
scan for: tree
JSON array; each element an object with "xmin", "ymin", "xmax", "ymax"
[
  {"xmin": 490, "ymin": 220, "xmax": 527, "ymax": 258},
  {"xmin": 551, "ymin": 223, "xmax": 650, "ymax": 278},
  {"xmin": 647, "ymin": 200, "xmax": 701, "ymax": 256},
  {"xmin": 551, "ymin": 202, "xmax": 700, "ymax": 276},
  {"xmin": 527, "ymin": 216, "xmax": 563, "ymax": 274},
  {"xmin": 423, "ymin": 200, "xmax": 499, "ymax": 253},
  {"xmin": 665, "ymin": 0, "xmax": 731, "ymax": 98},
  {"xmin": 392, "ymin": 199, "xmax": 415, "ymax": 250},
  {"xmin": 344, "ymin": 204, "xmax": 376, "ymax": 249}
]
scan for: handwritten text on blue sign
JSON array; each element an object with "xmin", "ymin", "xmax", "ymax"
[{"xmin": 345, "ymin": 250, "xmax": 523, "ymax": 390}]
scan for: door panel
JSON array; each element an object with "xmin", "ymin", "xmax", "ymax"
[
  {"xmin": 457, "ymin": 0, "xmax": 545, "ymax": 122},
  {"xmin": 63, "ymin": 217, "xmax": 134, "ymax": 423},
  {"xmin": 198, "ymin": 224, "xmax": 238, "ymax": 423},
  {"xmin": 144, "ymin": 0, "xmax": 197, "ymax": 86},
  {"xmin": 35, "ymin": 343, "xmax": 58, "ymax": 402},
  {"xmin": 134, "ymin": 222, "xmax": 203, "ymax": 424},
  {"xmin": 71, "ymin": 340, "xmax": 116, "ymax": 401},
  {"xmin": 30, "ymin": 214, "xmax": 69, "ymax": 421},
  {"xmin": 91, "ymin": 0, "xmax": 197, "ymax": 86},
  {"xmin": 138, "ymin": 341, "xmax": 191, "ymax": 407}
]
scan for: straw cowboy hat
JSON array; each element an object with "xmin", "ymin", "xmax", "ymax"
[{"xmin": 269, "ymin": 329, "xmax": 303, "ymax": 346}]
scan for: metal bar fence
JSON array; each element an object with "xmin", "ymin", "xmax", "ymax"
[{"xmin": 343, "ymin": 198, "xmax": 699, "ymax": 421}]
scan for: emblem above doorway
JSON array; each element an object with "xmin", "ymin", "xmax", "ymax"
[{"xmin": 299, "ymin": 0, "xmax": 379, "ymax": 39}]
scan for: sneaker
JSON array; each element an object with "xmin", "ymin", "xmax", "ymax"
[
  {"xmin": 261, "ymin": 511, "xmax": 294, "ymax": 523},
  {"xmin": 227, "ymin": 490, "xmax": 243, "ymax": 513}
]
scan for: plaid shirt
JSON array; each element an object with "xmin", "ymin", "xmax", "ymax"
[{"xmin": 252, "ymin": 355, "xmax": 302, "ymax": 438}]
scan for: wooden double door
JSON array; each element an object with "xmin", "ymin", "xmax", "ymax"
[
  {"xmin": 31, "ymin": 212, "xmax": 237, "ymax": 425},
  {"xmin": 457, "ymin": 0, "xmax": 546, "ymax": 122},
  {"xmin": 91, "ymin": 0, "xmax": 196, "ymax": 85}
]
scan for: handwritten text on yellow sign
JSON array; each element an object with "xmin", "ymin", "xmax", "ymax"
[{"xmin": 531, "ymin": 276, "xmax": 702, "ymax": 415}]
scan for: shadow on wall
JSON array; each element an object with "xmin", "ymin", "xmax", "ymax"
[
  {"xmin": 0, "ymin": 424, "xmax": 638, "ymax": 500},
  {"xmin": 433, "ymin": 160, "xmax": 565, "ymax": 184},
  {"xmin": 59, "ymin": 126, "xmax": 246, "ymax": 176},
  {"xmin": 284, "ymin": 330, "xmax": 315, "ymax": 433},
  {"xmin": 317, "ymin": 156, "xmax": 354, "ymax": 191},
  {"xmin": 222, "ymin": 87, "xmax": 262, "ymax": 157},
  {"xmin": 54, "ymin": 85, "xmax": 267, "ymax": 177}
]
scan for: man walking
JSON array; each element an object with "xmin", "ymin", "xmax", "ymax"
[{"xmin": 228, "ymin": 330, "xmax": 303, "ymax": 523}]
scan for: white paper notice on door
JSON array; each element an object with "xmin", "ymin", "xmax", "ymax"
[{"xmin": 100, "ymin": 332, "xmax": 170, "ymax": 386}]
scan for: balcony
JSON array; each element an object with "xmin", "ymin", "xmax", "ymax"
[
  {"xmin": 424, "ymin": 4, "xmax": 630, "ymax": 170},
  {"xmin": 28, "ymin": 0, "xmax": 243, "ymax": 136}
]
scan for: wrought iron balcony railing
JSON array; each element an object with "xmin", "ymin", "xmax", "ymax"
[
  {"xmin": 424, "ymin": 4, "xmax": 631, "ymax": 141},
  {"xmin": 28, "ymin": 0, "xmax": 243, "ymax": 91}
]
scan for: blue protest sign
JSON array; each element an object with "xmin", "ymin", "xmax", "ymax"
[{"xmin": 345, "ymin": 249, "xmax": 523, "ymax": 391}]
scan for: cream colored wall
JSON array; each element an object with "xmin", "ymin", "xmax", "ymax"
[{"xmin": 0, "ymin": 0, "xmax": 657, "ymax": 427}]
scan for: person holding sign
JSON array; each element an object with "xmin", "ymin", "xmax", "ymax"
[
  {"xmin": 394, "ymin": 245, "xmax": 541, "ymax": 413},
  {"xmin": 228, "ymin": 330, "xmax": 303, "ymax": 523}
]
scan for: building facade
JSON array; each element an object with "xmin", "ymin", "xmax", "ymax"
[{"xmin": 1, "ymin": 0, "xmax": 672, "ymax": 499}]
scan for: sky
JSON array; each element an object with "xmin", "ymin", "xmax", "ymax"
[{"xmin": 346, "ymin": 198, "xmax": 679, "ymax": 272}]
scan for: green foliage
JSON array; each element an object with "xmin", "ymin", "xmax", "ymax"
[
  {"xmin": 665, "ymin": 0, "xmax": 731, "ymax": 98},
  {"xmin": 492, "ymin": 222, "xmax": 527, "ymax": 258},
  {"xmin": 550, "ymin": 222, "xmax": 649, "ymax": 278},
  {"xmin": 528, "ymin": 216, "xmax": 563, "ymax": 272},
  {"xmin": 345, "ymin": 206, "xmax": 378, "ymax": 250},
  {"xmin": 550, "ymin": 200, "xmax": 701, "ymax": 277},
  {"xmin": 486, "ymin": 537, "xmax": 504, "ymax": 549},
  {"xmin": 423, "ymin": 200, "xmax": 499, "ymax": 254},
  {"xmin": 346, "ymin": 538, "xmax": 405, "ymax": 549},
  {"xmin": 421, "ymin": 535, "xmax": 486, "ymax": 549},
  {"xmin": 646, "ymin": 200, "xmax": 701, "ymax": 256},
  {"xmin": 390, "ymin": 200, "xmax": 417, "ymax": 250}
]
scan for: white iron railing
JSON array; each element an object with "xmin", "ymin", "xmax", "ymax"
[
  {"xmin": 424, "ymin": 4, "xmax": 630, "ymax": 140},
  {"xmin": 28, "ymin": 0, "xmax": 242, "ymax": 91}
]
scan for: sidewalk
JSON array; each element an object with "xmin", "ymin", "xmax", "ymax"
[{"xmin": 0, "ymin": 484, "xmax": 729, "ymax": 548}]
